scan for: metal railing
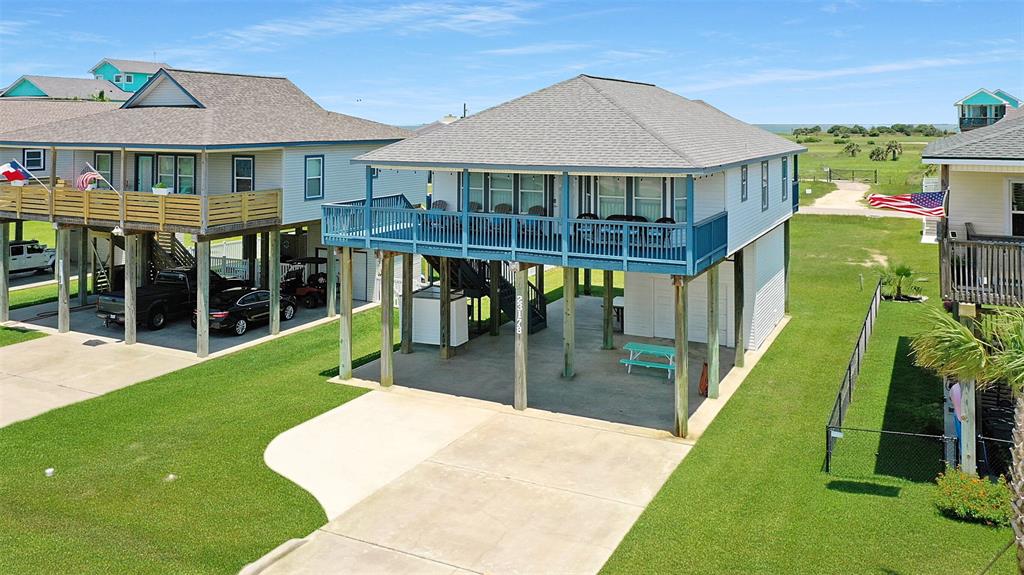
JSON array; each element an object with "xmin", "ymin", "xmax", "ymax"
[
  {"xmin": 940, "ymin": 237, "xmax": 1024, "ymax": 306},
  {"xmin": 322, "ymin": 202, "xmax": 729, "ymax": 273},
  {"xmin": 827, "ymin": 168, "xmax": 877, "ymax": 183},
  {"xmin": 959, "ymin": 117, "xmax": 1001, "ymax": 130}
]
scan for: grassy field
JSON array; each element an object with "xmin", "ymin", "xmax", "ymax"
[
  {"xmin": 10, "ymin": 278, "xmax": 88, "ymax": 311},
  {"xmin": 0, "ymin": 312, "xmax": 387, "ymax": 574},
  {"xmin": 0, "ymin": 325, "xmax": 46, "ymax": 348},
  {"xmin": 790, "ymin": 134, "xmax": 939, "ymax": 196},
  {"xmin": 602, "ymin": 214, "xmax": 1014, "ymax": 575},
  {"xmin": 794, "ymin": 180, "xmax": 838, "ymax": 206}
]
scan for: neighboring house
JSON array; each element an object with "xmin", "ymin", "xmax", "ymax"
[
  {"xmin": 955, "ymin": 88, "xmax": 1021, "ymax": 132},
  {"xmin": 0, "ymin": 75, "xmax": 131, "ymax": 101},
  {"xmin": 89, "ymin": 58, "xmax": 169, "ymax": 93},
  {"xmin": 923, "ymin": 111, "xmax": 1024, "ymax": 308},
  {"xmin": 0, "ymin": 68, "xmax": 425, "ymax": 357},
  {"xmin": 321, "ymin": 74, "xmax": 804, "ymax": 437}
]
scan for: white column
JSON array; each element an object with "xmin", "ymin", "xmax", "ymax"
[
  {"xmin": 56, "ymin": 226, "xmax": 71, "ymax": 333},
  {"xmin": 268, "ymin": 229, "xmax": 281, "ymax": 335},
  {"xmin": 196, "ymin": 240, "xmax": 210, "ymax": 358},
  {"xmin": 124, "ymin": 234, "xmax": 137, "ymax": 344},
  {"xmin": 339, "ymin": 247, "xmax": 353, "ymax": 379},
  {"xmin": 563, "ymin": 266, "xmax": 575, "ymax": 378},
  {"xmin": 514, "ymin": 265, "xmax": 529, "ymax": 410},
  {"xmin": 707, "ymin": 264, "xmax": 720, "ymax": 399},
  {"xmin": 674, "ymin": 276, "xmax": 689, "ymax": 438},
  {"xmin": 0, "ymin": 221, "xmax": 9, "ymax": 323},
  {"xmin": 380, "ymin": 251, "xmax": 394, "ymax": 386}
]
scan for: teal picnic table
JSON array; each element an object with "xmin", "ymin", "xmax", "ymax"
[{"xmin": 620, "ymin": 342, "xmax": 676, "ymax": 379}]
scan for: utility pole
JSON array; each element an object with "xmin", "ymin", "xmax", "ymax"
[{"xmin": 462, "ymin": 103, "xmax": 467, "ymax": 118}]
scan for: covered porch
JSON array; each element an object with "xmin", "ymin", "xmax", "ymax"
[{"xmin": 353, "ymin": 295, "xmax": 733, "ymax": 432}]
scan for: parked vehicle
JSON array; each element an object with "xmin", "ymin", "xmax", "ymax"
[
  {"xmin": 191, "ymin": 287, "xmax": 297, "ymax": 336},
  {"xmin": 281, "ymin": 256, "xmax": 329, "ymax": 308},
  {"xmin": 96, "ymin": 267, "xmax": 249, "ymax": 330},
  {"xmin": 9, "ymin": 240, "xmax": 55, "ymax": 275}
]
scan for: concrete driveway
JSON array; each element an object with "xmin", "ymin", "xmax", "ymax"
[
  {"xmin": 0, "ymin": 328, "xmax": 198, "ymax": 426},
  {"xmin": 257, "ymin": 386, "xmax": 690, "ymax": 575}
]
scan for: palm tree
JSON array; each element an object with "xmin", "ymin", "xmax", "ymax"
[
  {"xmin": 886, "ymin": 140, "xmax": 903, "ymax": 161},
  {"xmin": 843, "ymin": 141, "xmax": 861, "ymax": 157},
  {"xmin": 913, "ymin": 308, "xmax": 1024, "ymax": 572},
  {"xmin": 869, "ymin": 146, "xmax": 887, "ymax": 162}
]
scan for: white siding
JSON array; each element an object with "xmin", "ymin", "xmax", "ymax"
[
  {"xmin": 624, "ymin": 264, "xmax": 734, "ymax": 345},
  {"xmin": 282, "ymin": 144, "xmax": 427, "ymax": 225},
  {"xmin": 724, "ymin": 156, "xmax": 794, "ymax": 255},
  {"xmin": 1, "ymin": 147, "xmax": 55, "ymax": 178},
  {"xmin": 746, "ymin": 224, "xmax": 785, "ymax": 351},
  {"xmin": 947, "ymin": 169, "xmax": 1022, "ymax": 237},
  {"xmin": 692, "ymin": 172, "xmax": 726, "ymax": 221},
  {"xmin": 129, "ymin": 76, "xmax": 195, "ymax": 107},
  {"xmin": 431, "ymin": 170, "xmax": 459, "ymax": 209},
  {"xmin": 59, "ymin": 150, "xmax": 124, "ymax": 189}
]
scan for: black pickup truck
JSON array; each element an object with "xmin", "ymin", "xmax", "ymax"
[{"xmin": 96, "ymin": 267, "xmax": 250, "ymax": 330}]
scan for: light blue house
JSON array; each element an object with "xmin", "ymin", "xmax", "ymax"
[
  {"xmin": 90, "ymin": 58, "xmax": 168, "ymax": 93},
  {"xmin": 955, "ymin": 88, "xmax": 1021, "ymax": 131}
]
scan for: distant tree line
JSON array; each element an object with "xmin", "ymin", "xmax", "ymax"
[{"xmin": 793, "ymin": 124, "xmax": 951, "ymax": 137}]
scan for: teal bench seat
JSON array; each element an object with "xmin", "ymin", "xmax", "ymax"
[{"xmin": 621, "ymin": 342, "xmax": 676, "ymax": 379}]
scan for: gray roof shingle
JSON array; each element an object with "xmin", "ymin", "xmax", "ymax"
[
  {"xmin": 356, "ymin": 75, "xmax": 805, "ymax": 171},
  {"xmin": 0, "ymin": 99, "xmax": 119, "ymax": 133},
  {"xmin": 1, "ymin": 76, "xmax": 131, "ymax": 101},
  {"xmin": 923, "ymin": 114, "xmax": 1024, "ymax": 161},
  {"xmin": 0, "ymin": 69, "xmax": 411, "ymax": 148},
  {"xmin": 93, "ymin": 59, "xmax": 169, "ymax": 74}
]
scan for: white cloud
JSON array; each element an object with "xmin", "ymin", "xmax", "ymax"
[{"xmin": 481, "ymin": 41, "xmax": 589, "ymax": 56}]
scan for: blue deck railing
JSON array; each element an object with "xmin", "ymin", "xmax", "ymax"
[{"xmin": 322, "ymin": 203, "xmax": 728, "ymax": 275}]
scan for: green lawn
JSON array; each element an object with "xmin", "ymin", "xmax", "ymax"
[
  {"xmin": 602, "ymin": 214, "xmax": 1014, "ymax": 575},
  {"xmin": 0, "ymin": 312, "xmax": 388, "ymax": 574},
  {"xmin": 0, "ymin": 325, "xmax": 46, "ymax": 347},
  {"xmin": 790, "ymin": 134, "xmax": 939, "ymax": 196},
  {"xmin": 795, "ymin": 180, "xmax": 838, "ymax": 206},
  {"xmin": 11, "ymin": 278, "xmax": 87, "ymax": 311},
  {"xmin": 16, "ymin": 220, "xmax": 57, "ymax": 246}
]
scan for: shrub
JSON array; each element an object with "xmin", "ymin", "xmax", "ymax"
[
  {"xmin": 867, "ymin": 140, "xmax": 875, "ymax": 145},
  {"xmin": 833, "ymin": 138, "xmax": 846, "ymax": 144},
  {"xmin": 802, "ymin": 136, "xmax": 821, "ymax": 143},
  {"xmin": 935, "ymin": 468, "xmax": 1012, "ymax": 527}
]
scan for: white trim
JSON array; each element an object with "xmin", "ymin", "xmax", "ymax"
[
  {"xmin": 22, "ymin": 149, "xmax": 44, "ymax": 171},
  {"xmin": 922, "ymin": 158, "xmax": 1024, "ymax": 167},
  {"xmin": 1010, "ymin": 177, "xmax": 1024, "ymax": 236},
  {"xmin": 954, "ymin": 88, "xmax": 1011, "ymax": 107}
]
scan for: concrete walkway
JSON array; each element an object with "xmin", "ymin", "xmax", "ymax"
[
  {"xmin": 801, "ymin": 180, "xmax": 919, "ymax": 219},
  {"xmin": 257, "ymin": 388, "xmax": 690, "ymax": 575},
  {"xmin": 0, "ymin": 327, "xmax": 199, "ymax": 427}
]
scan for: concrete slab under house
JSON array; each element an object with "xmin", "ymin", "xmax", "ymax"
[
  {"xmin": 0, "ymin": 68, "xmax": 428, "ymax": 358},
  {"xmin": 322, "ymin": 74, "xmax": 805, "ymax": 438}
]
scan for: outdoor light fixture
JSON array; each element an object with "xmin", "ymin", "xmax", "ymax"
[{"xmin": 112, "ymin": 226, "xmax": 124, "ymax": 237}]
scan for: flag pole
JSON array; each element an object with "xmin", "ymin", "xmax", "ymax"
[{"xmin": 85, "ymin": 161, "xmax": 125, "ymax": 232}]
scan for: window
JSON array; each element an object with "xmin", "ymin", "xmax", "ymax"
[
  {"xmin": 760, "ymin": 160, "xmax": 769, "ymax": 211},
  {"xmin": 468, "ymin": 172, "xmax": 484, "ymax": 211},
  {"xmin": 781, "ymin": 156, "xmax": 788, "ymax": 201},
  {"xmin": 123, "ymin": 74, "xmax": 133, "ymax": 84},
  {"xmin": 233, "ymin": 156, "xmax": 254, "ymax": 193},
  {"xmin": 596, "ymin": 176, "xmax": 626, "ymax": 217},
  {"xmin": 304, "ymin": 155, "xmax": 324, "ymax": 200},
  {"xmin": 27, "ymin": 243, "xmax": 44, "ymax": 255},
  {"xmin": 519, "ymin": 174, "xmax": 545, "ymax": 215},
  {"xmin": 672, "ymin": 178, "xmax": 687, "ymax": 223},
  {"xmin": 114, "ymin": 74, "xmax": 123, "ymax": 83},
  {"xmin": 490, "ymin": 173, "xmax": 513, "ymax": 211},
  {"xmin": 22, "ymin": 149, "xmax": 44, "ymax": 171},
  {"xmin": 634, "ymin": 177, "xmax": 663, "ymax": 221},
  {"xmin": 740, "ymin": 165, "xmax": 748, "ymax": 202},
  {"xmin": 177, "ymin": 156, "xmax": 195, "ymax": 195},
  {"xmin": 238, "ymin": 292, "xmax": 261, "ymax": 306},
  {"xmin": 94, "ymin": 152, "xmax": 112, "ymax": 190},
  {"xmin": 1012, "ymin": 181, "xmax": 1024, "ymax": 237},
  {"xmin": 157, "ymin": 155, "xmax": 176, "ymax": 189}
]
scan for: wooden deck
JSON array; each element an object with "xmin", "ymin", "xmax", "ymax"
[
  {"xmin": 0, "ymin": 184, "xmax": 281, "ymax": 235},
  {"xmin": 941, "ymin": 237, "xmax": 1024, "ymax": 306}
]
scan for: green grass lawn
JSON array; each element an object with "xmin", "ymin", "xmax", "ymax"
[
  {"xmin": 0, "ymin": 311, "xmax": 389, "ymax": 574},
  {"xmin": 795, "ymin": 180, "xmax": 838, "ymax": 206},
  {"xmin": 10, "ymin": 278, "xmax": 88, "ymax": 310},
  {"xmin": 791, "ymin": 134, "xmax": 939, "ymax": 196},
  {"xmin": 602, "ymin": 214, "xmax": 1014, "ymax": 575},
  {"xmin": 15, "ymin": 220, "xmax": 57, "ymax": 246},
  {"xmin": 0, "ymin": 325, "xmax": 46, "ymax": 347}
]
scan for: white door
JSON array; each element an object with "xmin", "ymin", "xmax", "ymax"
[{"xmin": 352, "ymin": 250, "xmax": 368, "ymax": 301}]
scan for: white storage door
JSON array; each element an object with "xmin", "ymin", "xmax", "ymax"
[{"xmin": 352, "ymin": 250, "xmax": 368, "ymax": 301}]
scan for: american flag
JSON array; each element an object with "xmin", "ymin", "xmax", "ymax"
[
  {"xmin": 867, "ymin": 191, "xmax": 945, "ymax": 217},
  {"xmin": 75, "ymin": 168, "xmax": 101, "ymax": 191}
]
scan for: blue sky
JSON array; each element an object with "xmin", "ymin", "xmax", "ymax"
[{"xmin": 2, "ymin": 1, "xmax": 1022, "ymax": 126}]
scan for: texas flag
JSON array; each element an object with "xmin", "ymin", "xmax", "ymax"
[{"xmin": 0, "ymin": 160, "xmax": 30, "ymax": 182}]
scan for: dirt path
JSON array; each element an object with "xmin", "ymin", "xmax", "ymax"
[{"xmin": 801, "ymin": 180, "xmax": 919, "ymax": 219}]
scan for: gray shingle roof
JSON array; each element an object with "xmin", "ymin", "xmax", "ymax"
[
  {"xmin": 0, "ymin": 99, "xmax": 119, "ymax": 133},
  {"xmin": 1, "ymin": 76, "xmax": 131, "ymax": 101},
  {"xmin": 356, "ymin": 75, "xmax": 805, "ymax": 171},
  {"xmin": 923, "ymin": 113, "xmax": 1024, "ymax": 161},
  {"xmin": 92, "ymin": 59, "xmax": 169, "ymax": 74},
  {"xmin": 0, "ymin": 69, "xmax": 411, "ymax": 148}
]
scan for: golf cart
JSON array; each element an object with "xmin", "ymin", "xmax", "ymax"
[{"xmin": 280, "ymin": 256, "xmax": 330, "ymax": 308}]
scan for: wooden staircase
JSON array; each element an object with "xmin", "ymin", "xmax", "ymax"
[{"xmin": 424, "ymin": 256, "xmax": 547, "ymax": 334}]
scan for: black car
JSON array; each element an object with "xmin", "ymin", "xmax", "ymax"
[{"xmin": 192, "ymin": 287, "xmax": 297, "ymax": 336}]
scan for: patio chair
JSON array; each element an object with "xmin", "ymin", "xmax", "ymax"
[
  {"xmin": 648, "ymin": 216, "xmax": 676, "ymax": 246},
  {"xmin": 425, "ymin": 199, "xmax": 458, "ymax": 239},
  {"xmin": 493, "ymin": 203, "xmax": 512, "ymax": 214},
  {"xmin": 520, "ymin": 205, "xmax": 550, "ymax": 249}
]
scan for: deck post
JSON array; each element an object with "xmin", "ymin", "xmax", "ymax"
[
  {"xmin": 537, "ymin": 264, "xmax": 545, "ymax": 298},
  {"xmin": 563, "ymin": 266, "xmax": 575, "ymax": 378},
  {"xmin": 514, "ymin": 264, "xmax": 529, "ymax": 410},
  {"xmin": 243, "ymin": 234, "xmax": 257, "ymax": 287},
  {"xmin": 561, "ymin": 171, "xmax": 570, "ymax": 265},
  {"xmin": 784, "ymin": 219, "xmax": 791, "ymax": 314},
  {"xmin": 105, "ymin": 232, "xmax": 114, "ymax": 293},
  {"xmin": 706, "ymin": 263, "xmax": 720, "ymax": 399},
  {"xmin": 0, "ymin": 221, "xmax": 9, "ymax": 323},
  {"xmin": 327, "ymin": 244, "xmax": 338, "ymax": 318},
  {"xmin": 78, "ymin": 227, "xmax": 90, "ymax": 305},
  {"xmin": 268, "ymin": 229, "xmax": 281, "ymax": 335},
  {"xmin": 489, "ymin": 261, "xmax": 501, "ymax": 336},
  {"xmin": 195, "ymin": 239, "xmax": 210, "ymax": 358},
  {"xmin": 339, "ymin": 247, "xmax": 353, "ymax": 379},
  {"xmin": 685, "ymin": 175, "xmax": 695, "ymax": 272},
  {"xmin": 13, "ymin": 221, "xmax": 22, "ymax": 242},
  {"xmin": 364, "ymin": 166, "xmax": 373, "ymax": 249},
  {"xmin": 461, "ymin": 169, "xmax": 470, "ymax": 257},
  {"xmin": 584, "ymin": 269, "xmax": 592, "ymax": 295},
  {"xmin": 123, "ymin": 233, "xmax": 137, "ymax": 345},
  {"xmin": 733, "ymin": 249, "xmax": 746, "ymax": 369},
  {"xmin": 401, "ymin": 252, "xmax": 413, "ymax": 353},
  {"xmin": 673, "ymin": 275, "xmax": 689, "ymax": 438},
  {"xmin": 56, "ymin": 226, "xmax": 71, "ymax": 333},
  {"xmin": 439, "ymin": 256, "xmax": 453, "ymax": 359},
  {"xmin": 259, "ymin": 232, "xmax": 270, "ymax": 288},
  {"xmin": 958, "ymin": 304, "xmax": 978, "ymax": 475},
  {"xmin": 602, "ymin": 269, "xmax": 614, "ymax": 350},
  {"xmin": 380, "ymin": 251, "xmax": 395, "ymax": 386}
]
